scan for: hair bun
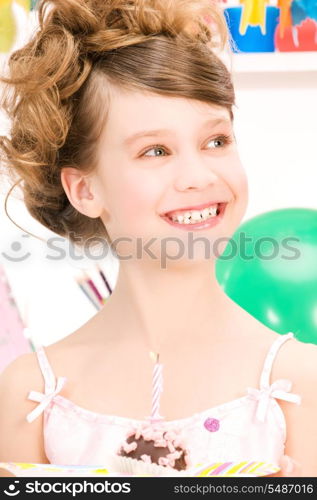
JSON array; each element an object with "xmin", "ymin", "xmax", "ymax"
[{"xmin": 39, "ymin": 0, "xmax": 227, "ymax": 56}]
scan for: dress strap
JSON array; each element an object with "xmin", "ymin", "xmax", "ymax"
[
  {"xmin": 35, "ymin": 345, "xmax": 57, "ymax": 394},
  {"xmin": 26, "ymin": 345, "xmax": 67, "ymax": 424},
  {"xmin": 259, "ymin": 332, "xmax": 295, "ymax": 389},
  {"xmin": 246, "ymin": 332, "xmax": 301, "ymax": 423}
]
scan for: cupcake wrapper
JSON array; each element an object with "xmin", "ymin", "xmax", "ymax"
[{"xmin": 108, "ymin": 456, "xmax": 188, "ymax": 476}]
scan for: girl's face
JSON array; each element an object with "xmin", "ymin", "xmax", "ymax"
[{"xmin": 91, "ymin": 86, "xmax": 248, "ymax": 262}]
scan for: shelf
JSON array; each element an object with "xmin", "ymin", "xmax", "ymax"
[{"xmin": 229, "ymin": 51, "xmax": 317, "ymax": 73}]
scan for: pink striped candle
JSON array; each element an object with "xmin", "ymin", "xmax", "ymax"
[{"xmin": 150, "ymin": 352, "xmax": 163, "ymax": 422}]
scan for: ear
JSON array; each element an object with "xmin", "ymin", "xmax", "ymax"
[{"xmin": 60, "ymin": 167, "xmax": 103, "ymax": 219}]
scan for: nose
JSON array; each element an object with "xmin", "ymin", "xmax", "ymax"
[{"xmin": 173, "ymin": 157, "xmax": 220, "ymax": 192}]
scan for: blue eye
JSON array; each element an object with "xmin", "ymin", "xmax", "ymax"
[
  {"xmin": 142, "ymin": 146, "xmax": 167, "ymax": 157},
  {"xmin": 206, "ymin": 135, "xmax": 232, "ymax": 149},
  {"xmin": 140, "ymin": 134, "xmax": 233, "ymax": 158}
]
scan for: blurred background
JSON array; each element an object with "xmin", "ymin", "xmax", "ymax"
[{"xmin": 0, "ymin": 1, "xmax": 316, "ymax": 369}]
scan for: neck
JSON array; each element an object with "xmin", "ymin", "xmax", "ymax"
[{"xmin": 99, "ymin": 257, "xmax": 233, "ymax": 353}]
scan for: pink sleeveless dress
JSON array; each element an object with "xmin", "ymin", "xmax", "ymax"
[{"xmin": 26, "ymin": 332, "xmax": 301, "ymax": 469}]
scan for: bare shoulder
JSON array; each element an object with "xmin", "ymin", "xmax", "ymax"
[
  {"xmin": 0, "ymin": 351, "xmax": 44, "ymax": 413},
  {"xmin": 271, "ymin": 334, "xmax": 317, "ymax": 391},
  {"xmin": 270, "ymin": 334, "xmax": 317, "ymax": 476},
  {"xmin": 43, "ymin": 309, "xmax": 114, "ymax": 373},
  {"xmin": 0, "ymin": 352, "xmax": 49, "ymax": 464},
  {"xmin": 43, "ymin": 322, "xmax": 95, "ymax": 370},
  {"xmin": 39, "ymin": 322, "xmax": 103, "ymax": 399},
  {"xmin": 234, "ymin": 307, "xmax": 317, "ymax": 476},
  {"xmin": 245, "ymin": 314, "xmax": 317, "ymax": 405},
  {"xmin": 0, "ymin": 317, "xmax": 99, "ymax": 471}
]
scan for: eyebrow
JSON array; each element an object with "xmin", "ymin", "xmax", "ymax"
[{"xmin": 122, "ymin": 117, "xmax": 232, "ymax": 148}]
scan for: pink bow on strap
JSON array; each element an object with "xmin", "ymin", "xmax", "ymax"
[
  {"xmin": 26, "ymin": 376, "xmax": 67, "ymax": 423},
  {"xmin": 247, "ymin": 378, "xmax": 301, "ymax": 423}
]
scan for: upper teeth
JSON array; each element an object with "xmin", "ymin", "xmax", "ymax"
[{"xmin": 170, "ymin": 205, "xmax": 219, "ymax": 224}]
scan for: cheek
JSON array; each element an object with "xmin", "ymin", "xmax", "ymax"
[
  {"xmin": 124, "ymin": 176, "xmax": 159, "ymax": 214},
  {"xmin": 229, "ymin": 163, "xmax": 249, "ymax": 225},
  {"xmin": 225, "ymin": 155, "xmax": 248, "ymax": 204},
  {"xmin": 237, "ymin": 168, "xmax": 249, "ymax": 209},
  {"xmin": 217, "ymin": 157, "xmax": 249, "ymax": 233},
  {"xmin": 106, "ymin": 171, "xmax": 162, "ymax": 230}
]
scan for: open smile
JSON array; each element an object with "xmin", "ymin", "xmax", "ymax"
[{"xmin": 160, "ymin": 202, "xmax": 228, "ymax": 231}]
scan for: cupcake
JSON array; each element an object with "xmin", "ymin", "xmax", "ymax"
[
  {"xmin": 115, "ymin": 420, "xmax": 190, "ymax": 475},
  {"xmin": 113, "ymin": 351, "xmax": 191, "ymax": 475}
]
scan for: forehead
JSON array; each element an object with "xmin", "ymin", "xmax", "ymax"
[{"xmin": 102, "ymin": 86, "xmax": 231, "ymax": 142}]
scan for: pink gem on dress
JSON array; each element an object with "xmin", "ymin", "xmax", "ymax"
[{"xmin": 204, "ymin": 417, "xmax": 220, "ymax": 432}]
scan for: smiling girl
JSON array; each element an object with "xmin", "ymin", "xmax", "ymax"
[{"xmin": 0, "ymin": 0, "xmax": 316, "ymax": 477}]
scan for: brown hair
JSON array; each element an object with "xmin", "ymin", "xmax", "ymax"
[{"xmin": 0, "ymin": 0, "xmax": 235, "ymax": 247}]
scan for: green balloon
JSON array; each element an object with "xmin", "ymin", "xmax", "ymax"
[{"xmin": 216, "ymin": 208, "xmax": 317, "ymax": 344}]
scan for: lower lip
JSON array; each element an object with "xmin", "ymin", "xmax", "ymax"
[{"xmin": 161, "ymin": 203, "xmax": 227, "ymax": 231}]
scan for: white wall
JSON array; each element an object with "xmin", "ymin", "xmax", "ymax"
[
  {"xmin": 233, "ymin": 60, "xmax": 317, "ymax": 215},
  {"xmin": 0, "ymin": 7, "xmax": 316, "ymax": 346}
]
